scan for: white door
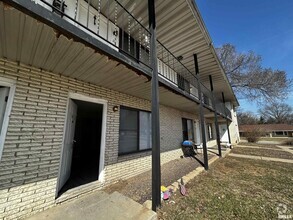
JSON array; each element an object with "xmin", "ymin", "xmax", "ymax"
[
  {"xmin": 58, "ymin": 99, "xmax": 78, "ymax": 192},
  {"xmin": 195, "ymin": 121, "xmax": 201, "ymax": 144},
  {"xmin": 219, "ymin": 124, "xmax": 229, "ymax": 142}
]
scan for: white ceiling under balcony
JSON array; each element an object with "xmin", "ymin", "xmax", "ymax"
[
  {"xmin": 0, "ymin": 0, "xmax": 237, "ymax": 109},
  {"xmin": 0, "ymin": 2, "xmax": 204, "ymax": 115},
  {"xmin": 115, "ymin": 0, "xmax": 238, "ymax": 105}
]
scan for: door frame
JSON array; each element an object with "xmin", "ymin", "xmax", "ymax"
[
  {"xmin": 0, "ymin": 77, "xmax": 16, "ymax": 161},
  {"xmin": 56, "ymin": 92, "xmax": 108, "ymax": 198}
]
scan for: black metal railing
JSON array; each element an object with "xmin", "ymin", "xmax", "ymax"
[
  {"xmin": 156, "ymin": 40, "xmax": 232, "ymax": 119},
  {"xmin": 38, "ymin": 0, "xmax": 151, "ymax": 68},
  {"xmin": 35, "ymin": 0, "xmax": 231, "ymax": 119},
  {"xmin": 215, "ymin": 102, "xmax": 232, "ymax": 119}
]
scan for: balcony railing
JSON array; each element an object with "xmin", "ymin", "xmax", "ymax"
[
  {"xmin": 36, "ymin": 0, "xmax": 151, "ymax": 68},
  {"xmin": 34, "ymin": 0, "xmax": 231, "ymax": 119},
  {"xmin": 216, "ymin": 102, "xmax": 232, "ymax": 119}
]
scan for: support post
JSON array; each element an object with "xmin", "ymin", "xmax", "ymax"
[
  {"xmin": 222, "ymin": 92, "xmax": 231, "ymax": 145},
  {"xmin": 209, "ymin": 75, "xmax": 221, "ymax": 157},
  {"xmin": 194, "ymin": 54, "xmax": 208, "ymax": 170},
  {"xmin": 148, "ymin": 0, "xmax": 161, "ymax": 211}
]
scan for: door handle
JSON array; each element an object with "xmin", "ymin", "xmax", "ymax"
[{"xmin": 73, "ymin": 140, "xmax": 77, "ymax": 143}]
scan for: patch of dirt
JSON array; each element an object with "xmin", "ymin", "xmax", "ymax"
[{"xmin": 104, "ymin": 154, "xmax": 215, "ymax": 204}]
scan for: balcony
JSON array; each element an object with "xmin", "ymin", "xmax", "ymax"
[
  {"xmin": 3, "ymin": 0, "xmax": 232, "ymax": 120},
  {"xmin": 34, "ymin": 0, "xmax": 232, "ymax": 119}
]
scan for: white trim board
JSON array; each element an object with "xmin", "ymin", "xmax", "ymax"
[{"xmin": 0, "ymin": 77, "xmax": 16, "ymax": 160}]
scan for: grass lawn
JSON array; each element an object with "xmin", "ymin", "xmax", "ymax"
[{"xmin": 158, "ymin": 157, "xmax": 293, "ymax": 220}]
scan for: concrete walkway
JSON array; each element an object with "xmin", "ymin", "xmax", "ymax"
[
  {"xmin": 229, "ymin": 153, "xmax": 293, "ymax": 163},
  {"xmin": 236, "ymin": 144, "xmax": 293, "ymax": 154},
  {"xmin": 230, "ymin": 143, "xmax": 293, "ymax": 163},
  {"xmin": 236, "ymin": 145, "xmax": 284, "ymax": 151},
  {"xmin": 277, "ymin": 145, "xmax": 293, "ymax": 154},
  {"xmin": 26, "ymin": 191, "xmax": 156, "ymax": 220}
]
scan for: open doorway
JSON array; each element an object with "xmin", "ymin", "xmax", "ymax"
[{"xmin": 57, "ymin": 96, "xmax": 106, "ymax": 197}]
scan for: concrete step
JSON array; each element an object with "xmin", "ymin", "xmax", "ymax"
[{"xmin": 25, "ymin": 191, "xmax": 156, "ymax": 220}]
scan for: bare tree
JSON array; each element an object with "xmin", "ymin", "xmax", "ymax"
[
  {"xmin": 216, "ymin": 44, "xmax": 292, "ymax": 103},
  {"xmin": 237, "ymin": 110, "xmax": 258, "ymax": 125},
  {"xmin": 258, "ymin": 102, "xmax": 293, "ymax": 124}
]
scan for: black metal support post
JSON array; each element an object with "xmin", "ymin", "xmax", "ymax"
[
  {"xmin": 194, "ymin": 54, "xmax": 208, "ymax": 170},
  {"xmin": 209, "ymin": 75, "xmax": 222, "ymax": 157},
  {"xmin": 148, "ymin": 0, "xmax": 161, "ymax": 211},
  {"xmin": 222, "ymin": 92, "xmax": 231, "ymax": 145}
]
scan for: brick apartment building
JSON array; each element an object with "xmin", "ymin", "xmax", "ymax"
[{"xmin": 0, "ymin": 0, "xmax": 239, "ymax": 218}]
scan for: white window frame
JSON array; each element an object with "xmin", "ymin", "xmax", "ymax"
[
  {"xmin": 0, "ymin": 77, "xmax": 16, "ymax": 160},
  {"xmin": 118, "ymin": 106, "xmax": 152, "ymax": 155}
]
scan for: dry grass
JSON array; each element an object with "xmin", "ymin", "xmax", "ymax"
[{"xmin": 158, "ymin": 157, "xmax": 293, "ymax": 220}]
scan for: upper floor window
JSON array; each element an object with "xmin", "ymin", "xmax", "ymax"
[
  {"xmin": 119, "ymin": 106, "xmax": 151, "ymax": 155},
  {"xmin": 0, "ymin": 78, "xmax": 16, "ymax": 160}
]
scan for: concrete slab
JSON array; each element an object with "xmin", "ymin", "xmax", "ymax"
[
  {"xmin": 257, "ymin": 140, "xmax": 283, "ymax": 145},
  {"xmin": 26, "ymin": 191, "xmax": 157, "ymax": 220}
]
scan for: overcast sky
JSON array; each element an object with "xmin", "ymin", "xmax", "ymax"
[{"xmin": 196, "ymin": 0, "xmax": 293, "ymax": 114}]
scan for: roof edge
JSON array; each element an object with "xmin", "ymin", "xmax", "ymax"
[{"xmin": 185, "ymin": 0, "xmax": 240, "ymax": 107}]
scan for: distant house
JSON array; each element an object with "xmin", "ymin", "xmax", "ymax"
[{"xmin": 239, "ymin": 124, "xmax": 293, "ymax": 137}]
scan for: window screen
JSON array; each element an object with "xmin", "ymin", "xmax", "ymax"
[
  {"xmin": 139, "ymin": 111, "xmax": 152, "ymax": 150},
  {"xmin": 119, "ymin": 108, "xmax": 138, "ymax": 154},
  {"xmin": 119, "ymin": 107, "xmax": 151, "ymax": 154}
]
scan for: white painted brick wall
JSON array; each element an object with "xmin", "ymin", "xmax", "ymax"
[{"xmin": 0, "ymin": 58, "xmax": 209, "ymax": 219}]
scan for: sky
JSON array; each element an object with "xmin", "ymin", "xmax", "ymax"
[{"xmin": 196, "ymin": 0, "xmax": 293, "ymax": 115}]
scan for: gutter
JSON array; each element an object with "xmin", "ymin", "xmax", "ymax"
[{"xmin": 185, "ymin": 0, "xmax": 240, "ymax": 107}]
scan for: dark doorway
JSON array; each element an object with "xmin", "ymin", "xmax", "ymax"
[
  {"xmin": 182, "ymin": 118, "xmax": 194, "ymax": 141},
  {"xmin": 59, "ymin": 99, "xmax": 103, "ymax": 195}
]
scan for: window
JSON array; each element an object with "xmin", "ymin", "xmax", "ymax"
[
  {"xmin": 119, "ymin": 107, "xmax": 151, "ymax": 155},
  {"xmin": 0, "ymin": 78, "xmax": 16, "ymax": 160},
  {"xmin": 182, "ymin": 118, "xmax": 194, "ymax": 141},
  {"xmin": 207, "ymin": 123, "xmax": 213, "ymax": 140}
]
